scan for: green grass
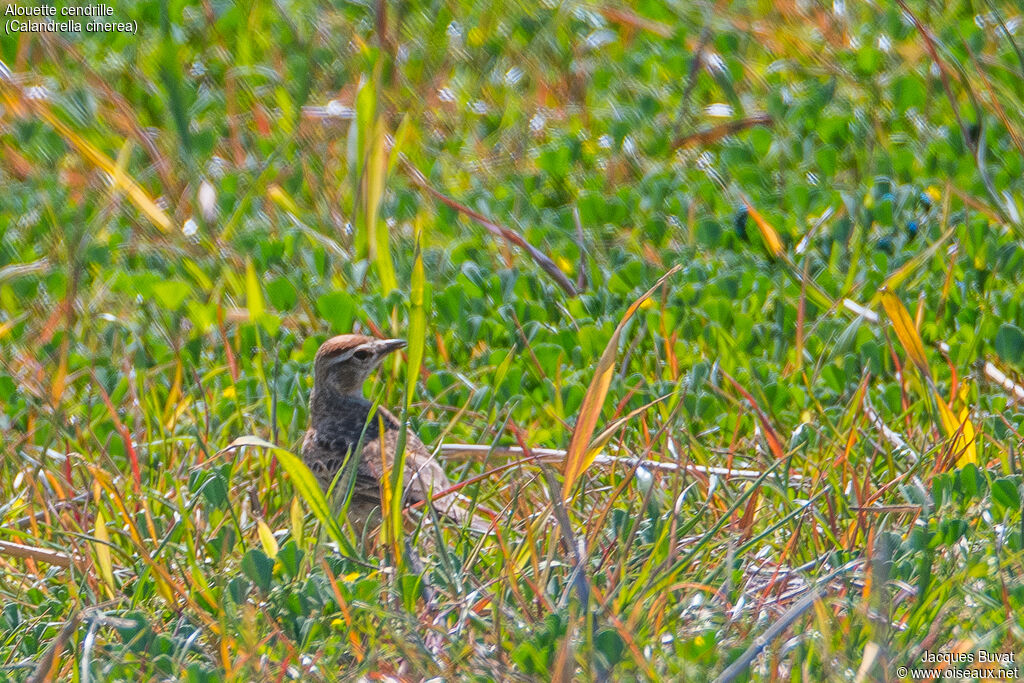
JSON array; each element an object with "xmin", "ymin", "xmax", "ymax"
[{"xmin": 3, "ymin": 0, "xmax": 1024, "ymax": 680}]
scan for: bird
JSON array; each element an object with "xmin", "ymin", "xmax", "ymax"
[{"xmin": 301, "ymin": 333, "xmax": 488, "ymax": 534}]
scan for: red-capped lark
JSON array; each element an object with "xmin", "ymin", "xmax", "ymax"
[{"xmin": 302, "ymin": 334, "xmax": 487, "ymax": 533}]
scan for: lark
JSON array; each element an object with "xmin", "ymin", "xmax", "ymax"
[{"xmin": 301, "ymin": 334, "xmax": 486, "ymax": 533}]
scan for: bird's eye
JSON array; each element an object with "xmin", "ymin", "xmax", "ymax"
[{"xmin": 352, "ymin": 350, "xmax": 371, "ymax": 361}]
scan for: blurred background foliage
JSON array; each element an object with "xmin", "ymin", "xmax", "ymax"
[{"xmin": 2, "ymin": 0, "xmax": 1024, "ymax": 679}]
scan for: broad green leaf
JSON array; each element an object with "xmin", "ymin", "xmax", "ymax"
[
  {"xmin": 316, "ymin": 291, "xmax": 356, "ymax": 332},
  {"xmin": 994, "ymin": 324, "xmax": 1024, "ymax": 366},
  {"xmin": 991, "ymin": 477, "xmax": 1021, "ymax": 512},
  {"xmin": 241, "ymin": 549, "xmax": 274, "ymax": 592}
]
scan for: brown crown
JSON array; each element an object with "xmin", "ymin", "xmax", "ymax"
[{"xmin": 315, "ymin": 334, "xmax": 375, "ymax": 359}]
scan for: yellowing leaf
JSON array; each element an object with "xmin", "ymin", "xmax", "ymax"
[
  {"xmin": 406, "ymin": 218, "xmax": 426, "ymax": 405},
  {"xmin": 879, "ymin": 289, "xmax": 930, "ymax": 379},
  {"xmin": 257, "ymin": 520, "xmax": 279, "ymax": 559},
  {"xmin": 245, "ymin": 260, "xmax": 264, "ymax": 321},
  {"xmin": 290, "ymin": 496, "xmax": 304, "ymax": 547},
  {"xmin": 562, "ymin": 265, "xmax": 681, "ymax": 497},
  {"xmin": 957, "ymin": 406, "xmax": 977, "ymax": 466},
  {"xmin": 386, "ymin": 113, "xmax": 412, "ymax": 175},
  {"xmin": 742, "ymin": 200, "xmax": 784, "ymax": 258},
  {"xmin": 51, "ymin": 352, "xmax": 68, "ymax": 404},
  {"xmin": 163, "ymin": 360, "xmax": 183, "ymax": 427},
  {"xmin": 370, "ymin": 118, "xmax": 397, "ymax": 293}
]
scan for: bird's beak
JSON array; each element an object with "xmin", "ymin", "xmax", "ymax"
[{"xmin": 374, "ymin": 338, "xmax": 407, "ymax": 355}]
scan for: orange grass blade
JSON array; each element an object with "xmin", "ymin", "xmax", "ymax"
[
  {"xmin": 562, "ymin": 265, "xmax": 680, "ymax": 498},
  {"xmin": 742, "ymin": 199, "xmax": 784, "ymax": 258},
  {"xmin": 720, "ymin": 369, "xmax": 786, "ymax": 459}
]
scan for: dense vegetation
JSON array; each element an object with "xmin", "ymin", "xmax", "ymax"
[{"xmin": 3, "ymin": 0, "xmax": 1024, "ymax": 679}]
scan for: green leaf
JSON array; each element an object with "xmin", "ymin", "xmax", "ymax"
[
  {"xmin": 958, "ymin": 464, "xmax": 982, "ymax": 500},
  {"xmin": 815, "ymin": 146, "xmax": 837, "ymax": 176},
  {"xmin": 276, "ymin": 540, "xmax": 303, "ymax": 578},
  {"xmin": 266, "ymin": 278, "xmax": 297, "ymax": 311},
  {"xmin": 893, "ymin": 75, "xmax": 926, "ymax": 113},
  {"xmin": 595, "ymin": 628, "xmax": 625, "ymax": 667},
  {"xmin": 241, "ymin": 548, "xmax": 274, "ymax": 592},
  {"xmin": 994, "ymin": 324, "xmax": 1024, "ymax": 365},
  {"xmin": 151, "ymin": 280, "xmax": 191, "ymax": 310},
  {"xmin": 939, "ymin": 518, "xmax": 968, "ymax": 545},
  {"xmin": 316, "ymin": 292, "xmax": 356, "ymax": 333},
  {"xmin": 201, "ymin": 471, "xmax": 229, "ymax": 509},
  {"xmin": 991, "ymin": 477, "xmax": 1021, "ymax": 512}
]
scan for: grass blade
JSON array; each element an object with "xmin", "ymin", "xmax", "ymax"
[
  {"xmin": 562, "ymin": 265, "xmax": 680, "ymax": 498},
  {"xmin": 869, "ymin": 226, "xmax": 957, "ymax": 304},
  {"xmin": 92, "ymin": 509, "xmax": 116, "ymax": 599},
  {"xmin": 245, "ymin": 259, "xmax": 265, "ymax": 321},
  {"xmin": 742, "ymin": 199, "xmax": 784, "ymax": 259},
  {"xmin": 933, "ymin": 389, "xmax": 978, "ymax": 466},
  {"xmin": 221, "ymin": 436, "xmax": 358, "ymax": 558},
  {"xmin": 0, "ymin": 84, "xmax": 173, "ymax": 233},
  {"xmin": 879, "ymin": 289, "xmax": 931, "ymax": 380}
]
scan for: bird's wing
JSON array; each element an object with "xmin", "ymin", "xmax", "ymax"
[{"xmin": 366, "ymin": 416, "xmax": 490, "ymax": 532}]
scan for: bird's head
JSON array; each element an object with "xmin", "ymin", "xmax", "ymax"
[{"xmin": 312, "ymin": 334, "xmax": 406, "ymax": 396}]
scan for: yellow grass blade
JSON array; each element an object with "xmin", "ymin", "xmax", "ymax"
[
  {"xmin": 562, "ymin": 265, "xmax": 681, "ymax": 498},
  {"xmin": 879, "ymin": 289, "xmax": 930, "ymax": 379},
  {"xmin": 870, "ymin": 226, "xmax": 956, "ymax": 304},
  {"xmin": 4, "ymin": 89, "xmax": 173, "ymax": 233},
  {"xmin": 933, "ymin": 389, "xmax": 977, "ymax": 466},
  {"xmin": 163, "ymin": 360, "xmax": 183, "ymax": 426},
  {"xmin": 290, "ymin": 496, "xmax": 305, "ymax": 547},
  {"xmin": 355, "ymin": 79, "xmax": 397, "ymax": 292},
  {"xmin": 376, "ymin": 413, "xmax": 400, "ymax": 555},
  {"xmin": 405, "ymin": 216, "xmax": 427, "ymax": 406},
  {"xmin": 93, "ymin": 509, "xmax": 116, "ymax": 599},
  {"xmin": 370, "ymin": 117, "xmax": 397, "ymax": 293},
  {"xmin": 267, "ymin": 184, "xmax": 300, "ymax": 214}
]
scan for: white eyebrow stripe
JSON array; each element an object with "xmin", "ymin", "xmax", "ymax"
[{"xmin": 326, "ymin": 349, "xmax": 356, "ymax": 365}]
